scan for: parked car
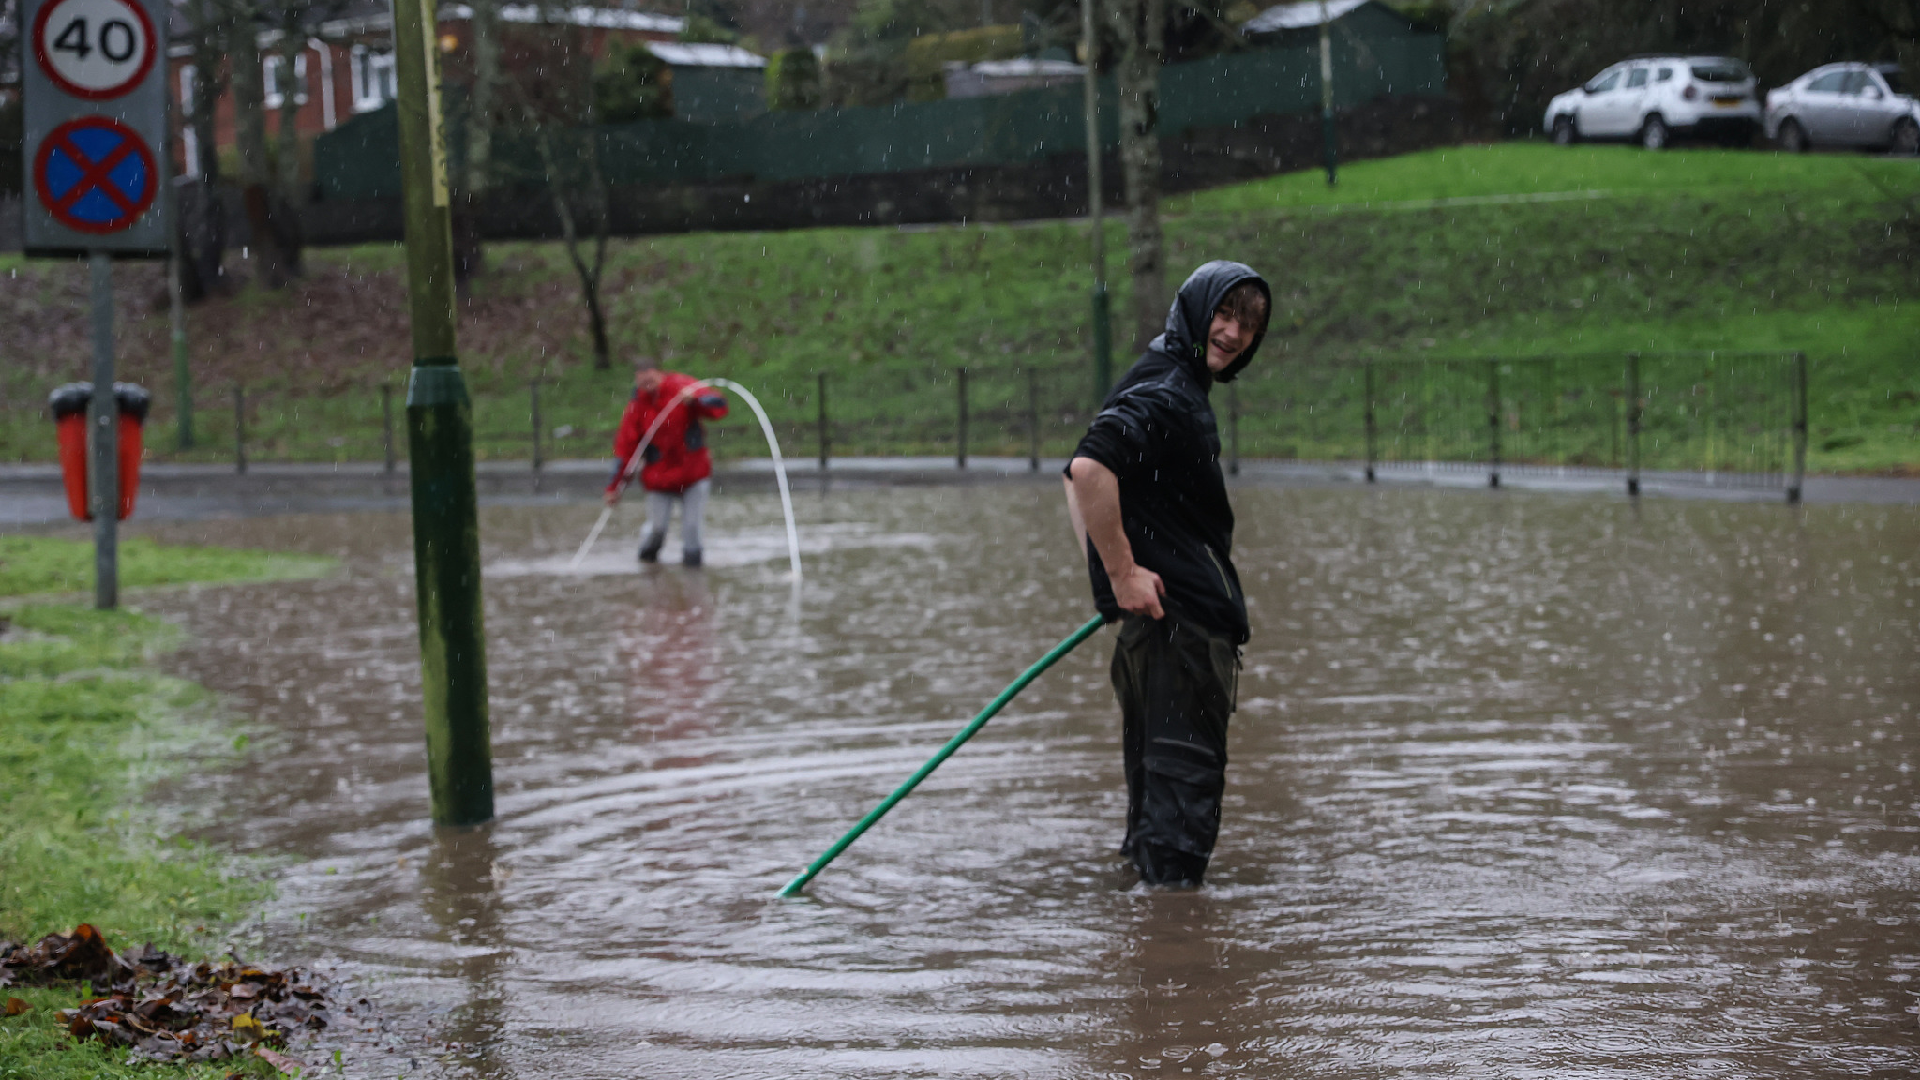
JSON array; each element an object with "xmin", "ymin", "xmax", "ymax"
[
  {"xmin": 1765, "ymin": 63, "xmax": 1920, "ymax": 155},
  {"xmin": 1545, "ymin": 56, "xmax": 1761, "ymax": 149}
]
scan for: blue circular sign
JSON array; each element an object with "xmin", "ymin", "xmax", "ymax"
[{"xmin": 33, "ymin": 115, "xmax": 157, "ymax": 234}]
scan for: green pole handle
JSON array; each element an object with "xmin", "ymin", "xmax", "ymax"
[{"xmin": 778, "ymin": 615, "xmax": 1108, "ymax": 897}]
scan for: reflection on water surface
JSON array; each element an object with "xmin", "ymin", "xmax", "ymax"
[{"xmin": 139, "ymin": 486, "xmax": 1920, "ymax": 1078}]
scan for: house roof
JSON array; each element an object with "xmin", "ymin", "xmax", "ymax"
[
  {"xmin": 480, "ymin": 5, "xmax": 685, "ymax": 33},
  {"xmin": 1240, "ymin": 0, "xmax": 1372, "ymax": 35},
  {"xmin": 645, "ymin": 42, "xmax": 767, "ymax": 69},
  {"xmin": 160, "ymin": 1, "xmax": 687, "ymax": 45}
]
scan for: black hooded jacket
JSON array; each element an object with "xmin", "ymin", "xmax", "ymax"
[{"xmin": 1069, "ymin": 261, "xmax": 1270, "ymax": 644}]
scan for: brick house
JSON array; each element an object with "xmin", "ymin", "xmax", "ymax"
[{"xmin": 166, "ymin": 2, "xmax": 686, "ymax": 177}]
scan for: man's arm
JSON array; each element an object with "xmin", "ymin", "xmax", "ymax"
[
  {"xmin": 1062, "ymin": 474, "xmax": 1089, "ymax": 556},
  {"xmin": 1066, "ymin": 457, "xmax": 1165, "ymax": 619}
]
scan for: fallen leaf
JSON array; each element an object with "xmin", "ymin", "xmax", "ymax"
[
  {"xmin": 230, "ymin": 1013, "xmax": 265, "ymax": 1041},
  {"xmin": 3, "ymin": 997, "xmax": 29, "ymax": 1016},
  {"xmin": 254, "ymin": 1046, "xmax": 308, "ymax": 1074}
]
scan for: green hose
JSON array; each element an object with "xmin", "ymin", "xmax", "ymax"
[{"xmin": 777, "ymin": 615, "xmax": 1108, "ymax": 897}]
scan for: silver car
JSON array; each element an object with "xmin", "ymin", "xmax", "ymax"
[{"xmin": 1765, "ymin": 63, "xmax": 1920, "ymax": 154}]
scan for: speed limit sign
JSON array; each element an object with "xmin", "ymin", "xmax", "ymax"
[
  {"xmin": 32, "ymin": 0, "xmax": 157, "ymax": 100},
  {"xmin": 20, "ymin": 0, "xmax": 168, "ymax": 252}
]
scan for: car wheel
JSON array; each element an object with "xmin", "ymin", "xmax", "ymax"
[
  {"xmin": 1640, "ymin": 115, "xmax": 1670, "ymax": 151},
  {"xmin": 1552, "ymin": 115, "xmax": 1577, "ymax": 146},
  {"xmin": 1778, "ymin": 118, "xmax": 1809, "ymax": 153},
  {"xmin": 1893, "ymin": 118, "xmax": 1920, "ymax": 157}
]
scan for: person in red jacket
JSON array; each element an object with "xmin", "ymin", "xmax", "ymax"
[{"xmin": 604, "ymin": 359, "xmax": 729, "ymax": 567}]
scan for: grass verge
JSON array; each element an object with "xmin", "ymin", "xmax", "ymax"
[
  {"xmin": 0, "ymin": 539, "xmax": 336, "ymax": 1079},
  {"xmin": 0, "ymin": 536, "xmax": 333, "ymax": 599}
]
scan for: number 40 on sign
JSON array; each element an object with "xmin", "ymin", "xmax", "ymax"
[{"xmin": 32, "ymin": 0, "xmax": 157, "ymax": 100}]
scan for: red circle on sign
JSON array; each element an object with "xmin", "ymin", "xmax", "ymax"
[
  {"xmin": 32, "ymin": 0, "xmax": 157, "ymax": 101},
  {"xmin": 33, "ymin": 116, "xmax": 159, "ymax": 235}
]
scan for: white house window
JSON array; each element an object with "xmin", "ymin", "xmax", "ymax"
[
  {"xmin": 264, "ymin": 53, "xmax": 310, "ymax": 109},
  {"xmin": 350, "ymin": 45, "xmax": 396, "ymax": 112},
  {"xmin": 180, "ymin": 65, "xmax": 200, "ymax": 177}
]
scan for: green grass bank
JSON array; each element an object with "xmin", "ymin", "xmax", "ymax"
[
  {"xmin": 0, "ymin": 538, "xmax": 333, "ymax": 1079},
  {"xmin": 2, "ymin": 142, "xmax": 1916, "ymax": 471}
]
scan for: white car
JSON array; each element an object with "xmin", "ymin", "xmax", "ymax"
[
  {"xmin": 1545, "ymin": 56, "xmax": 1762, "ymax": 150},
  {"xmin": 1765, "ymin": 63, "xmax": 1920, "ymax": 155}
]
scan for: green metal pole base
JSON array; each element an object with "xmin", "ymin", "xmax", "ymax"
[{"xmin": 407, "ymin": 363, "xmax": 495, "ymax": 827}]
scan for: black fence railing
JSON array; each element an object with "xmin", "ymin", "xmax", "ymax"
[
  {"xmin": 1232, "ymin": 351, "xmax": 1808, "ymax": 499},
  {"xmin": 0, "ymin": 351, "xmax": 1808, "ymax": 502}
]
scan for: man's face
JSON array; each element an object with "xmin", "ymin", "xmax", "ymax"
[
  {"xmin": 1204, "ymin": 309, "xmax": 1256, "ymax": 374},
  {"xmin": 635, "ymin": 367, "xmax": 664, "ymax": 394}
]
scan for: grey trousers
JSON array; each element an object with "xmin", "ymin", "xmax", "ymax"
[{"xmin": 639, "ymin": 478, "xmax": 710, "ymax": 556}]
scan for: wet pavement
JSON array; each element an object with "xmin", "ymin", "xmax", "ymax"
[
  {"xmin": 111, "ymin": 484, "xmax": 1920, "ymax": 1078},
  {"xmin": 3, "ymin": 459, "xmax": 1918, "ymax": 527}
]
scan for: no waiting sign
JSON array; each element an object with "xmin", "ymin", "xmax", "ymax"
[{"xmin": 20, "ymin": 0, "xmax": 169, "ymax": 254}]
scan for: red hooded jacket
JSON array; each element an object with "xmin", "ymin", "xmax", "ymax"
[{"xmin": 608, "ymin": 373, "xmax": 729, "ymax": 495}]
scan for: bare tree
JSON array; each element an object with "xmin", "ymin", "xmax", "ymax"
[
  {"xmin": 266, "ymin": 27, "xmax": 308, "ymax": 279},
  {"xmin": 177, "ymin": 0, "xmax": 234, "ymax": 299},
  {"xmin": 507, "ymin": 14, "xmax": 614, "ymax": 369},
  {"xmin": 226, "ymin": 0, "xmax": 298, "ymax": 287},
  {"xmin": 183, "ymin": 0, "xmax": 229, "ymax": 184},
  {"xmin": 270, "ymin": 33, "xmax": 304, "ymax": 202},
  {"xmin": 1106, "ymin": 0, "xmax": 1166, "ymax": 351},
  {"xmin": 530, "ymin": 122, "xmax": 613, "ymax": 369}
]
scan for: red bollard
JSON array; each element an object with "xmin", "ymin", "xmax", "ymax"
[
  {"xmin": 50, "ymin": 384, "xmax": 91, "ymax": 520},
  {"xmin": 48, "ymin": 383, "xmax": 151, "ymax": 522},
  {"xmin": 116, "ymin": 408, "xmax": 144, "ymax": 520}
]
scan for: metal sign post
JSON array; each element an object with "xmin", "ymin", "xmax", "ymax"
[
  {"xmin": 21, "ymin": 0, "xmax": 171, "ymax": 610},
  {"xmin": 1318, "ymin": 0, "xmax": 1337, "ymax": 186},
  {"xmin": 1082, "ymin": 0, "xmax": 1111, "ymax": 407}
]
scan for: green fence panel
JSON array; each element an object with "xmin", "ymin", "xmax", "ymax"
[
  {"xmin": 314, "ymin": 104, "xmax": 402, "ymax": 201},
  {"xmin": 314, "ymin": 34, "xmax": 1445, "ymax": 202}
]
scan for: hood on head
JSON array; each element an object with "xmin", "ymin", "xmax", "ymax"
[{"xmin": 1148, "ymin": 261, "xmax": 1271, "ymax": 385}]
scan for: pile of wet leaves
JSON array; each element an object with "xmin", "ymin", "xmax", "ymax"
[{"xmin": 0, "ymin": 924, "xmax": 327, "ymax": 1065}]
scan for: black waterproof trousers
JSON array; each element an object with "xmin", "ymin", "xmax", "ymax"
[{"xmin": 1110, "ymin": 616, "xmax": 1240, "ymax": 886}]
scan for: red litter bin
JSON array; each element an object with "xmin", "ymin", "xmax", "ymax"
[{"xmin": 49, "ymin": 383, "xmax": 151, "ymax": 521}]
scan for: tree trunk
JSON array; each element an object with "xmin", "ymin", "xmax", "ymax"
[
  {"xmin": 183, "ymin": 0, "xmax": 229, "ymax": 298},
  {"xmin": 227, "ymin": 9, "xmax": 291, "ymax": 288},
  {"xmin": 532, "ymin": 126, "xmax": 612, "ymax": 370},
  {"xmin": 270, "ymin": 31, "xmax": 307, "ymax": 280},
  {"xmin": 1108, "ymin": 0, "xmax": 1166, "ymax": 352},
  {"xmin": 274, "ymin": 36, "xmax": 304, "ymax": 201}
]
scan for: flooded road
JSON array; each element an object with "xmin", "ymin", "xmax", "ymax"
[{"xmin": 136, "ymin": 484, "xmax": 1919, "ymax": 1078}]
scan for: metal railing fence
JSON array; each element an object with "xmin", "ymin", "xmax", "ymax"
[
  {"xmin": 0, "ymin": 351, "xmax": 1808, "ymax": 501},
  {"xmin": 1230, "ymin": 351, "xmax": 1807, "ymax": 498}
]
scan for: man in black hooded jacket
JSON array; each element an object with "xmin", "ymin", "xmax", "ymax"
[{"xmin": 1063, "ymin": 261, "xmax": 1270, "ymax": 886}]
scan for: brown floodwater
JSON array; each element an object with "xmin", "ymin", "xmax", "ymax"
[{"xmin": 133, "ymin": 482, "xmax": 1919, "ymax": 1079}]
